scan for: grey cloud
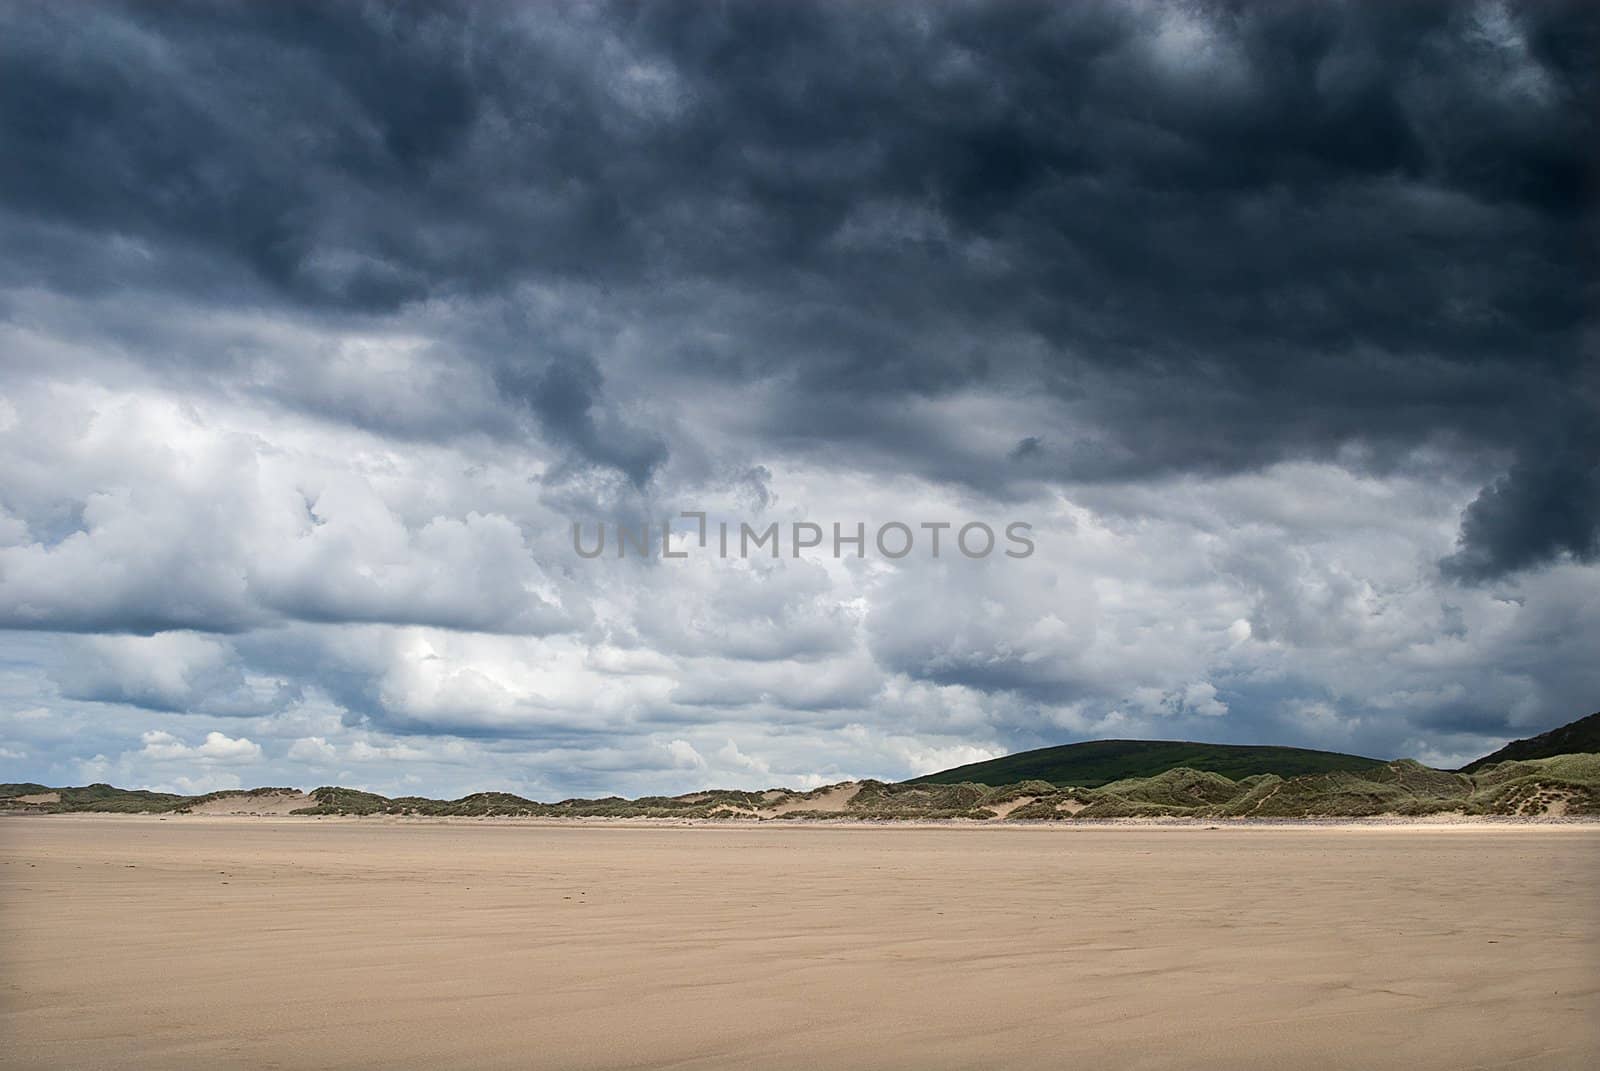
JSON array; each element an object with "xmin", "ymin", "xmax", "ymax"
[
  {"xmin": 0, "ymin": 385, "xmax": 579, "ymax": 637},
  {"xmin": 3, "ymin": 1, "xmax": 1592, "ymax": 507},
  {"xmin": 496, "ymin": 355, "xmax": 668, "ymax": 487},
  {"xmin": 1, "ymin": 0, "xmax": 1596, "ymax": 794},
  {"xmin": 1442, "ymin": 417, "xmax": 1600, "ymax": 581},
  {"xmin": 53, "ymin": 633, "xmax": 299, "ymax": 717}
]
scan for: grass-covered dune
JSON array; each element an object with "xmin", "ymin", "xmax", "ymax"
[
  {"xmin": 905, "ymin": 739, "xmax": 1386, "ymax": 788},
  {"xmin": 0, "ymin": 783, "xmax": 191, "ymax": 813},
  {"xmin": 4, "ymin": 754, "xmax": 1597, "ymax": 820}
]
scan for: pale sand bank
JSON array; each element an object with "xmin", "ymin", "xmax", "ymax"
[
  {"xmin": 181, "ymin": 790, "xmax": 315, "ymax": 816},
  {"xmin": 2, "ymin": 817, "xmax": 1596, "ymax": 1070}
]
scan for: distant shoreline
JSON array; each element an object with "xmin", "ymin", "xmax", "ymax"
[
  {"xmin": 8, "ymin": 810, "xmax": 1598, "ymax": 831},
  {"xmin": 11, "ymin": 751, "xmax": 1598, "ymax": 821}
]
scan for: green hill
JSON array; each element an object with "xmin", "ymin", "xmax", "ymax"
[
  {"xmin": 1459, "ymin": 711, "xmax": 1600, "ymax": 772},
  {"xmin": 906, "ymin": 739, "xmax": 1386, "ymax": 788}
]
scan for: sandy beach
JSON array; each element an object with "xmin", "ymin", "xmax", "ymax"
[{"xmin": 2, "ymin": 817, "xmax": 1596, "ymax": 1070}]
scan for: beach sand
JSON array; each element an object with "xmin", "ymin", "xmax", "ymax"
[{"xmin": 2, "ymin": 816, "xmax": 1595, "ymax": 1070}]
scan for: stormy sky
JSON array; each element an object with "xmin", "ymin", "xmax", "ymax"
[{"xmin": 1, "ymin": 0, "xmax": 1595, "ymax": 798}]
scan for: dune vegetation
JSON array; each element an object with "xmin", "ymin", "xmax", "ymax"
[{"xmin": 5, "ymin": 753, "xmax": 1597, "ymax": 820}]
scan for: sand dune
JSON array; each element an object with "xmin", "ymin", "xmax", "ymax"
[
  {"xmin": 983, "ymin": 795, "xmax": 1037, "ymax": 819},
  {"xmin": 1, "ymin": 817, "xmax": 1595, "ymax": 1070},
  {"xmin": 756, "ymin": 781, "xmax": 862, "ymax": 817},
  {"xmin": 181, "ymin": 790, "xmax": 314, "ymax": 816}
]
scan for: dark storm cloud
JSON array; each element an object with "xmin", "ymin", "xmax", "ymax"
[
  {"xmin": 496, "ymin": 355, "xmax": 668, "ymax": 487},
  {"xmin": 0, "ymin": 0, "xmax": 1593, "ymax": 571},
  {"xmin": 1442, "ymin": 418, "xmax": 1600, "ymax": 581}
]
